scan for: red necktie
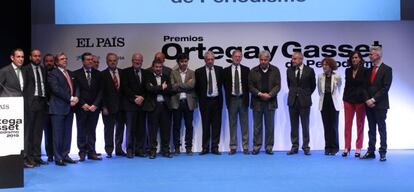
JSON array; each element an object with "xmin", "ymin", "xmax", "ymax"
[
  {"xmin": 112, "ymin": 70, "xmax": 120, "ymax": 91},
  {"xmin": 370, "ymin": 65, "xmax": 378, "ymax": 84},
  {"xmin": 63, "ymin": 69, "xmax": 74, "ymax": 96}
]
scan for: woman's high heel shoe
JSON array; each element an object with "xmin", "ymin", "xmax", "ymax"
[
  {"xmin": 342, "ymin": 150, "xmax": 350, "ymax": 157},
  {"xmin": 355, "ymin": 149, "xmax": 361, "ymax": 158}
]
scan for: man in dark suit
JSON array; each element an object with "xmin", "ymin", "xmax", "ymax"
[
  {"xmin": 170, "ymin": 53, "xmax": 197, "ymax": 155},
  {"xmin": 248, "ymin": 50, "xmax": 281, "ymax": 155},
  {"xmin": 361, "ymin": 46, "xmax": 392, "ymax": 162},
  {"xmin": 48, "ymin": 52, "xmax": 79, "ymax": 166},
  {"xmin": 73, "ymin": 52, "xmax": 103, "ymax": 161},
  {"xmin": 101, "ymin": 53, "xmax": 126, "ymax": 158},
  {"xmin": 42, "ymin": 53, "xmax": 56, "ymax": 162},
  {"xmin": 195, "ymin": 51, "xmax": 224, "ymax": 155},
  {"xmin": 0, "ymin": 48, "xmax": 25, "ymax": 97},
  {"xmin": 223, "ymin": 50, "xmax": 251, "ymax": 155},
  {"xmin": 0, "ymin": 48, "xmax": 28, "ymax": 167},
  {"xmin": 22, "ymin": 49, "xmax": 48, "ymax": 167},
  {"xmin": 143, "ymin": 59, "xmax": 173, "ymax": 159},
  {"xmin": 286, "ymin": 51, "xmax": 316, "ymax": 156},
  {"xmin": 146, "ymin": 52, "xmax": 172, "ymax": 76},
  {"xmin": 121, "ymin": 52, "xmax": 147, "ymax": 158}
]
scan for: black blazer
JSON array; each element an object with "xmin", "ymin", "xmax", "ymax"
[
  {"xmin": 195, "ymin": 65, "xmax": 224, "ymax": 111},
  {"xmin": 47, "ymin": 68, "xmax": 78, "ymax": 115},
  {"xmin": 142, "ymin": 71, "xmax": 172, "ymax": 111},
  {"xmin": 101, "ymin": 68, "xmax": 123, "ymax": 114},
  {"xmin": 287, "ymin": 65, "xmax": 316, "ymax": 107},
  {"xmin": 73, "ymin": 67, "xmax": 102, "ymax": 108},
  {"xmin": 223, "ymin": 64, "xmax": 250, "ymax": 109},
  {"xmin": 22, "ymin": 64, "xmax": 48, "ymax": 111},
  {"xmin": 343, "ymin": 66, "xmax": 369, "ymax": 104},
  {"xmin": 121, "ymin": 67, "xmax": 146, "ymax": 111},
  {"xmin": 367, "ymin": 63, "xmax": 392, "ymax": 109},
  {"xmin": 0, "ymin": 64, "xmax": 25, "ymax": 97}
]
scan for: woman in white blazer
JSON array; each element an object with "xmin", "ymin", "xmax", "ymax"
[{"xmin": 318, "ymin": 58, "xmax": 342, "ymax": 156}]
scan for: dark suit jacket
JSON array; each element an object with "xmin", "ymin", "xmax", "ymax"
[
  {"xmin": 367, "ymin": 63, "xmax": 392, "ymax": 109},
  {"xmin": 223, "ymin": 64, "xmax": 250, "ymax": 109},
  {"xmin": 101, "ymin": 68, "xmax": 123, "ymax": 114},
  {"xmin": 248, "ymin": 64, "xmax": 281, "ymax": 110},
  {"xmin": 142, "ymin": 71, "xmax": 172, "ymax": 111},
  {"xmin": 73, "ymin": 67, "xmax": 103, "ymax": 108},
  {"xmin": 22, "ymin": 64, "xmax": 48, "ymax": 111},
  {"xmin": 47, "ymin": 68, "xmax": 78, "ymax": 115},
  {"xmin": 287, "ymin": 65, "xmax": 316, "ymax": 108},
  {"xmin": 0, "ymin": 64, "xmax": 25, "ymax": 97},
  {"xmin": 343, "ymin": 66, "xmax": 369, "ymax": 104},
  {"xmin": 121, "ymin": 67, "xmax": 146, "ymax": 111},
  {"xmin": 195, "ymin": 65, "xmax": 224, "ymax": 111}
]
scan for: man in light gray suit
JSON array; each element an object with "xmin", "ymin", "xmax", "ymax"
[
  {"xmin": 170, "ymin": 53, "xmax": 197, "ymax": 155},
  {"xmin": 248, "ymin": 50, "xmax": 281, "ymax": 155}
]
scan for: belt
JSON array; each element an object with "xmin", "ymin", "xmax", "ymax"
[{"xmin": 231, "ymin": 95, "xmax": 243, "ymax": 98}]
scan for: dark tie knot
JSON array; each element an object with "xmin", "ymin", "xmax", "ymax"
[{"xmin": 86, "ymin": 70, "xmax": 91, "ymax": 73}]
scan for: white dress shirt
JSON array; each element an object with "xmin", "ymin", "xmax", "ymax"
[
  {"xmin": 179, "ymin": 69, "xmax": 187, "ymax": 100},
  {"xmin": 155, "ymin": 73, "xmax": 165, "ymax": 102},
  {"xmin": 31, "ymin": 63, "xmax": 45, "ymax": 97},
  {"xmin": 12, "ymin": 62, "xmax": 24, "ymax": 91}
]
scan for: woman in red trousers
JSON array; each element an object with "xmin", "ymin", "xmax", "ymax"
[{"xmin": 342, "ymin": 51, "xmax": 368, "ymax": 157}]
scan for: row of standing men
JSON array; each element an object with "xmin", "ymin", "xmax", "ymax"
[{"xmin": 0, "ymin": 46, "xmax": 391, "ymax": 167}]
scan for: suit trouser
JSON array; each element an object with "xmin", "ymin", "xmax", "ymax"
[
  {"xmin": 172, "ymin": 100, "xmax": 194, "ymax": 149},
  {"xmin": 289, "ymin": 98, "xmax": 311, "ymax": 151},
  {"xmin": 321, "ymin": 93, "xmax": 339, "ymax": 153},
  {"xmin": 102, "ymin": 111, "xmax": 126, "ymax": 154},
  {"xmin": 253, "ymin": 102, "xmax": 274, "ymax": 151},
  {"xmin": 200, "ymin": 97, "xmax": 222, "ymax": 150},
  {"xmin": 51, "ymin": 112, "xmax": 74, "ymax": 161},
  {"xmin": 228, "ymin": 96, "xmax": 249, "ymax": 150},
  {"xmin": 344, "ymin": 101, "xmax": 365, "ymax": 150},
  {"xmin": 124, "ymin": 109, "xmax": 146, "ymax": 154},
  {"xmin": 24, "ymin": 97, "xmax": 47, "ymax": 161},
  {"xmin": 366, "ymin": 107, "xmax": 388, "ymax": 154},
  {"xmin": 76, "ymin": 109, "xmax": 100, "ymax": 155},
  {"xmin": 43, "ymin": 114, "xmax": 54, "ymax": 158},
  {"xmin": 148, "ymin": 102, "xmax": 171, "ymax": 153}
]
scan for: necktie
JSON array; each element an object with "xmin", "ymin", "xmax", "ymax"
[
  {"xmin": 35, "ymin": 66, "xmax": 43, "ymax": 96},
  {"xmin": 208, "ymin": 67, "xmax": 213, "ymax": 95},
  {"xmin": 135, "ymin": 69, "xmax": 141, "ymax": 85},
  {"xmin": 112, "ymin": 70, "xmax": 119, "ymax": 91},
  {"xmin": 234, "ymin": 65, "xmax": 240, "ymax": 95},
  {"xmin": 295, "ymin": 67, "xmax": 300, "ymax": 84},
  {"xmin": 63, "ymin": 69, "xmax": 73, "ymax": 96},
  {"xmin": 15, "ymin": 67, "xmax": 21, "ymax": 88},
  {"xmin": 86, "ymin": 69, "xmax": 91, "ymax": 86},
  {"xmin": 370, "ymin": 65, "xmax": 378, "ymax": 84}
]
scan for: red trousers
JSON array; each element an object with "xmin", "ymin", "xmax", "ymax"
[{"xmin": 344, "ymin": 101, "xmax": 366, "ymax": 150}]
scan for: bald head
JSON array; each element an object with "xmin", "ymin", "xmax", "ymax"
[
  {"xmin": 132, "ymin": 52, "xmax": 143, "ymax": 69},
  {"xmin": 154, "ymin": 52, "xmax": 165, "ymax": 63}
]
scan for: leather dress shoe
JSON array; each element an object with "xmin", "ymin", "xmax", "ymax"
[
  {"xmin": 243, "ymin": 149, "xmax": 250, "ymax": 155},
  {"xmin": 174, "ymin": 147, "xmax": 181, "ymax": 155},
  {"xmin": 304, "ymin": 150, "xmax": 311, "ymax": 156},
  {"xmin": 287, "ymin": 150, "xmax": 298, "ymax": 155},
  {"xmin": 162, "ymin": 152, "xmax": 173, "ymax": 158},
  {"xmin": 35, "ymin": 159, "xmax": 48, "ymax": 165},
  {"xmin": 55, "ymin": 160, "xmax": 66, "ymax": 166},
  {"xmin": 380, "ymin": 153, "xmax": 387, "ymax": 162},
  {"xmin": 148, "ymin": 151, "xmax": 156, "ymax": 159},
  {"xmin": 79, "ymin": 153, "xmax": 86, "ymax": 162},
  {"xmin": 115, "ymin": 151, "xmax": 127, "ymax": 156},
  {"xmin": 211, "ymin": 149, "xmax": 222, "ymax": 155},
  {"xmin": 64, "ymin": 158, "xmax": 78, "ymax": 164},
  {"xmin": 186, "ymin": 148, "xmax": 193, "ymax": 155},
  {"xmin": 361, "ymin": 152, "xmax": 376, "ymax": 159},
  {"xmin": 199, "ymin": 149, "xmax": 209, "ymax": 155},
  {"xmin": 252, "ymin": 150, "xmax": 260, "ymax": 155},
  {"xmin": 265, "ymin": 150, "xmax": 274, "ymax": 155},
  {"xmin": 47, "ymin": 156, "xmax": 54, "ymax": 162},
  {"xmin": 126, "ymin": 152, "xmax": 134, "ymax": 159},
  {"xmin": 135, "ymin": 151, "xmax": 147, "ymax": 157},
  {"xmin": 88, "ymin": 154, "xmax": 102, "ymax": 160},
  {"xmin": 229, "ymin": 149, "xmax": 237, "ymax": 155},
  {"xmin": 24, "ymin": 161, "xmax": 34, "ymax": 168}
]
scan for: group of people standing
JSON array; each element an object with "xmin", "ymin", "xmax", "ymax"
[{"xmin": 0, "ymin": 45, "xmax": 392, "ymax": 167}]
